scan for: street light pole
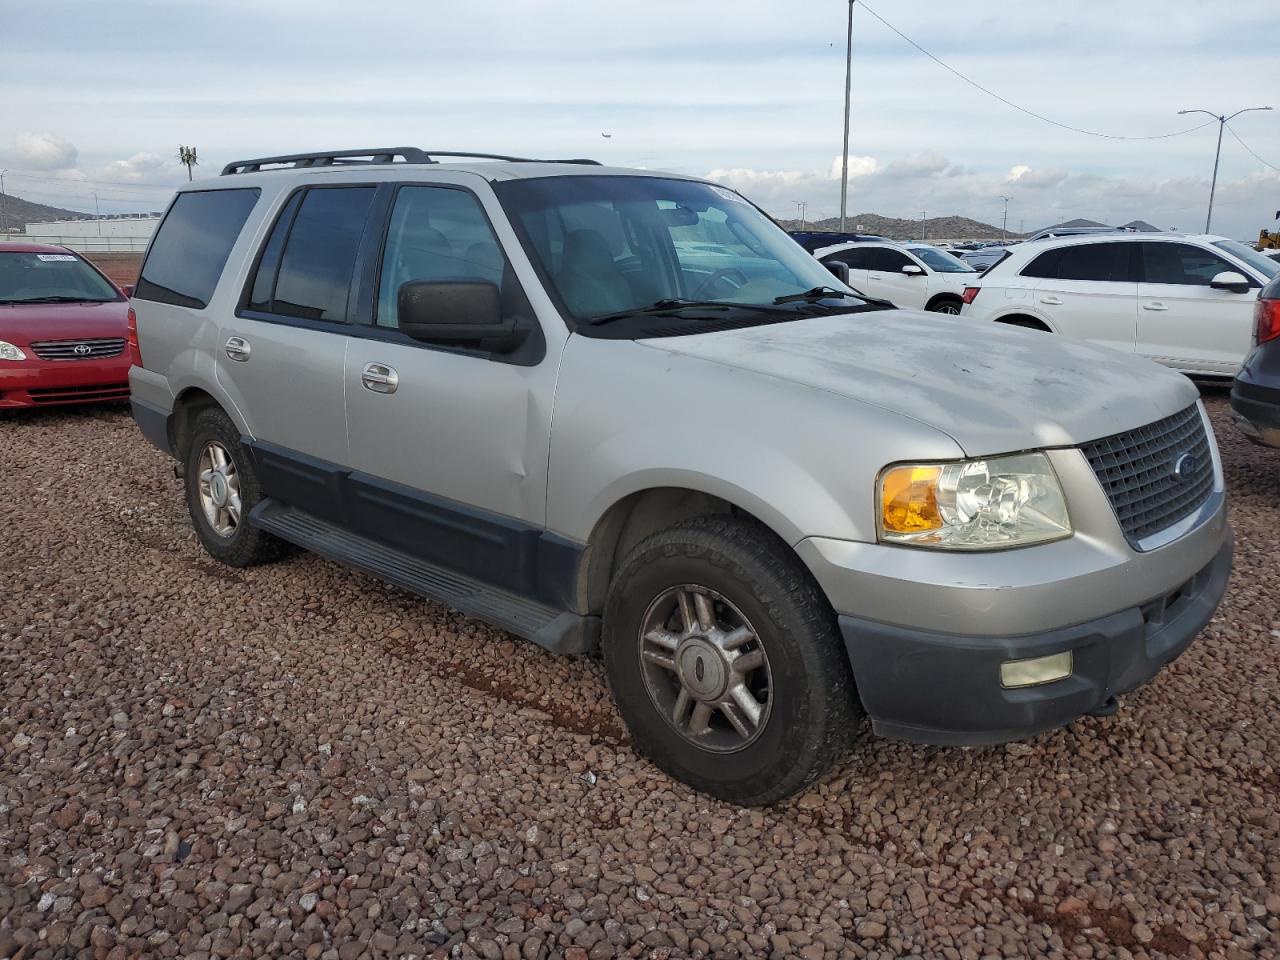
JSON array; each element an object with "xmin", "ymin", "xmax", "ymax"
[
  {"xmin": 839, "ymin": 0, "xmax": 855, "ymax": 232},
  {"xmin": 1178, "ymin": 106, "xmax": 1272, "ymax": 233}
]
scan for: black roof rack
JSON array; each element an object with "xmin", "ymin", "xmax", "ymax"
[{"xmin": 220, "ymin": 148, "xmax": 601, "ymax": 176}]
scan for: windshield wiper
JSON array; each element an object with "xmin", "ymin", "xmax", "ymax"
[
  {"xmin": 586, "ymin": 298, "xmax": 733, "ymax": 327},
  {"xmin": 772, "ymin": 286, "xmax": 860, "ymax": 305},
  {"xmin": 0, "ymin": 295, "xmax": 115, "ymax": 305}
]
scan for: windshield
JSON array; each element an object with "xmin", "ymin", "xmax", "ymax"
[
  {"xmin": 495, "ymin": 176, "xmax": 870, "ymax": 332},
  {"xmin": 0, "ymin": 251, "xmax": 120, "ymax": 304},
  {"xmin": 908, "ymin": 246, "xmax": 975, "ymax": 273},
  {"xmin": 1213, "ymin": 240, "xmax": 1280, "ymax": 281}
]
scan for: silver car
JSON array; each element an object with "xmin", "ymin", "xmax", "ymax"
[{"xmin": 129, "ymin": 148, "xmax": 1232, "ymax": 804}]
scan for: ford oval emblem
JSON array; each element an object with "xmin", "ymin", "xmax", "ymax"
[{"xmin": 1171, "ymin": 452, "xmax": 1198, "ymax": 481}]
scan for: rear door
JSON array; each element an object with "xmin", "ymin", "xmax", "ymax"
[
  {"xmin": 820, "ymin": 246, "xmax": 876, "ymax": 295},
  {"xmin": 1135, "ymin": 241, "xmax": 1257, "ymax": 375},
  {"xmin": 863, "ymin": 247, "xmax": 928, "ymax": 308},
  {"xmin": 1020, "ymin": 241, "xmax": 1138, "ymax": 355},
  {"xmin": 216, "ymin": 184, "xmax": 379, "ymax": 519}
]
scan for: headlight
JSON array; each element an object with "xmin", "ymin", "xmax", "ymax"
[
  {"xmin": 0, "ymin": 341, "xmax": 27, "ymax": 361},
  {"xmin": 878, "ymin": 452, "xmax": 1071, "ymax": 550}
]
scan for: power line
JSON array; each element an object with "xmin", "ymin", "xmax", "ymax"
[
  {"xmin": 1225, "ymin": 123, "xmax": 1280, "ymax": 173},
  {"xmin": 856, "ymin": 2, "xmax": 1220, "ymax": 142},
  {"xmin": 4, "ymin": 170, "xmax": 182, "ymax": 190}
]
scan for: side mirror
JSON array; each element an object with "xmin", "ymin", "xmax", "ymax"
[
  {"xmin": 1209, "ymin": 271, "xmax": 1251, "ymax": 294},
  {"xmin": 397, "ymin": 280, "xmax": 523, "ymax": 349},
  {"xmin": 902, "ymin": 264, "xmax": 926, "ymax": 276},
  {"xmin": 120, "ymin": 283, "xmax": 135, "ymax": 298},
  {"xmin": 823, "ymin": 260, "xmax": 851, "ymax": 284}
]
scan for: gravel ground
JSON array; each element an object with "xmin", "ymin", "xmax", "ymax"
[{"xmin": 1, "ymin": 392, "xmax": 1277, "ymax": 960}]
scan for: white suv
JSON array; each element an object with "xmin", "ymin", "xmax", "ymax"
[
  {"xmin": 962, "ymin": 233, "xmax": 1279, "ymax": 377},
  {"xmin": 813, "ymin": 240, "xmax": 977, "ymax": 314}
]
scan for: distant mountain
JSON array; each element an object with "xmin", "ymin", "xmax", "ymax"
[
  {"xmin": 1120, "ymin": 219, "xmax": 1161, "ymax": 232},
  {"xmin": 778, "ymin": 212, "xmax": 1022, "ymax": 242},
  {"xmin": 1037, "ymin": 218, "xmax": 1110, "ymax": 231},
  {"xmin": 0, "ymin": 192, "xmax": 91, "ymax": 232}
]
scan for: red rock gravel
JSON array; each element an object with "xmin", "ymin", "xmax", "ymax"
[{"xmin": 1, "ymin": 394, "xmax": 1277, "ymax": 960}]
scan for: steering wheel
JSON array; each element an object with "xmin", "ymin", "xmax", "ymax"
[{"xmin": 691, "ymin": 267, "xmax": 749, "ymax": 300}]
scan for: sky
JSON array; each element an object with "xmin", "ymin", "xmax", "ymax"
[{"xmin": 2, "ymin": 0, "xmax": 1278, "ymax": 238}]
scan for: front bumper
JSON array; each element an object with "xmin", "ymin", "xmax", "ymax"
[
  {"xmin": 0, "ymin": 356, "xmax": 132, "ymax": 408},
  {"xmin": 837, "ymin": 535, "xmax": 1231, "ymax": 745}
]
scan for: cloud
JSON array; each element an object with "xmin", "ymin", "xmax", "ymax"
[
  {"xmin": 14, "ymin": 131, "xmax": 78, "ymax": 170},
  {"xmin": 101, "ymin": 152, "xmax": 167, "ymax": 182},
  {"xmin": 882, "ymin": 153, "xmax": 952, "ymax": 180},
  {"xmin": 1007, "ymin": 165, "xmax": 1069, "ymax": 189}
]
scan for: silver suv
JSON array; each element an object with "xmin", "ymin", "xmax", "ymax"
[{"xmin": 129, "ymin": 148, "xmax": 1232, "ymax": 804}]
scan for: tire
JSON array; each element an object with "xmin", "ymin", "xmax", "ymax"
[
  {"xmin": 928, "ymin": 298, "xmax": 962, "ymax": 315},
  {"xmin": 602, "ymin": 515, "xmax": 859, "ymax": 805},
  {"xmin": 183, "ymin": 408, "xmax": 286, "ymax": 567}
]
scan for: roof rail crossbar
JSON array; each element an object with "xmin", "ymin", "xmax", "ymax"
[{"xmin": 221, "ymin": 148, "xmax": 601, "ymax": 175}]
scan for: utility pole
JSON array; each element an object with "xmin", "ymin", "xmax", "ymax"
[
  {"xmin": 1178, "ymin": 106, "xmax": 1272, "ymax": 232},
  {"xmin": 0, "ymin": 169, "xmax": 7, "ymax": 235},
  {"xmin": 794, "ymin": 201, "xmax": 808, "ymax": 230},
  {"xmin": 839, "ymin": 0, "xmax": 855, "ymax": 231},
  {"xmin": 92, "ymin": 192, "xmax": 102, "ymax": 236},
  {"xmin": 999, "ymin": 196, "xmax": 1011, "ymax": 243},
  {"xmin": 920, "ymin": 210, "xmax": 927, "ymax": 241}
]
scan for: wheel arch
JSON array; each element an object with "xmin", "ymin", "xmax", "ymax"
[
  {"xmin": 170, "ymin": 384, "xmax": 244, "ymax": 458},
  {"xmin": 993, "ymin": 311, "xmax": 1054, "ymax": 332},
  {"xmin": 577, "ymin": 484, "xmax": 803, "ymax": 616},
  {"xmin": 925, "ymin": 292, "xmax": 964, "ymax": 312}
]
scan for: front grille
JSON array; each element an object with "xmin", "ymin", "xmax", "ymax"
[
  {"xmin": 29, "ymin": 338, "xmax": 126, "ymax": 360},
  {"xmin": 27, "ymin": 383, "xmax": 130, "ymax": 404},
  {"xmin": 1080, "ymin": 404, "xmax": 1214, "ymax": 545}
]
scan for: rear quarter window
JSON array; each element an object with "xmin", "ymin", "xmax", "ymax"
[{"xmin": 135, "ymin": 188, "xmax": 261, "ymax": 308}]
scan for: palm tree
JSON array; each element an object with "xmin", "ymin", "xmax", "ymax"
[{"xmin": 177, "ymin": 145, "xmax": 199, "ymax": 181}]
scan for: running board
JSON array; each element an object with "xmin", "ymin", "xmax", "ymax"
[{"xmin": 251, "ymin": 500, "xmax": 598, "ymax": 654}]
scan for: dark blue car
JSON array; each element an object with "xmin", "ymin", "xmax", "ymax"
[{"xmin": 1230, "ymin": 273, "xmax": 1280, "ymax": 447}]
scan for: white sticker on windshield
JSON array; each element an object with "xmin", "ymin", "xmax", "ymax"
[
  {"xmin": 36, "ymin": 254, "xmax": 77, "ymax": 262},
  {"xmin": 709, "ymin": 186, "xmax": 747, "ymax": 204}
]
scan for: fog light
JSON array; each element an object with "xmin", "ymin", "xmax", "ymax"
[{"xmin": 1000, "ymin": 651, "xmax": 1072, "ymax": 688}]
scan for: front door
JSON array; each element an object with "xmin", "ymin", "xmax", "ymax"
[
  {"xmin": 1135, "ymin": 241, "xmax": 1257, "ymax": 376},
  {"xmin": 864, "ymin": 247, "xmax": 929, "ymax": 309},
  {"xmin": 343, "ymin": 183, "xmax": 557, "ymax": 594}
]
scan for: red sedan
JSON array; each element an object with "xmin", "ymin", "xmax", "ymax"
[{"xmin": 0, "ymin": 243, "xmax": 135, "ymax": 409}]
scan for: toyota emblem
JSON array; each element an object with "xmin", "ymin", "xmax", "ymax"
[{"xmin": 73, "ymin": 343, "xmax": 92, "ymax": 356}]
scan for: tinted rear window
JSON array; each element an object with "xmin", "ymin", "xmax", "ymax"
[
  {"xmin": 1022, "ymin": 242, "xmax": 1133, "ymax": 282},
  {"xmin": 252, "ymin": 187, "xmax": 376, "ymax": 322},
  {"xmin": 135, "ymin": 189, "xmax": 260, "ymax": 308}
]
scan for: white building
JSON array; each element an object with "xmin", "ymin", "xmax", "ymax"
[{"xmin": 7, "ymin": 216, "xmax": 160, "ymax": 252}]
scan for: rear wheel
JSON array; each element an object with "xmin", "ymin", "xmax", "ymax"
[
  {"xmin": 183, "ymin": 408, "xmax": 286, "ymax": 567},
  {"xmin": 928, "ymin": 297, "xmax": 962, "ymax": 315},
  {"xmin": 602, "ymin": 516, "xmax": 859, "ymax": 805}
]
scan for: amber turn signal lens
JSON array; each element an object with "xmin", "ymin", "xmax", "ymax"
[{"xmin": 880, "ymin": 465, "xmax": 943, "ymax": 534}]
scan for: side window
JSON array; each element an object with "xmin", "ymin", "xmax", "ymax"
[
  {"xmin": 1140, "ymin": 243, "xmax": 1233, "ymax": 285},
  {"xmin": 376, "ymin": 186, "xmax": 507, "ymax": 328},
  {"xmin": 244, "ymin": 187, "xmax": 376, "ymax": 322},
  {"xmin": 136, "ymin": 188, "xmax": 260, "ymax": 308},
  {"xmin": 871, "ymin": 249, "xmax": 913, "ymax": 272},
  {"xmin": 1055, "ymin": 243, "xmax": 1132, "ymax": 282},
  {"xmin": 1023, "ymin": 243, "xmax": 1131, "ymax": 282},
  {"xmin": 828, "ymin": 248, "xmax": 875, "ymax": 270}
]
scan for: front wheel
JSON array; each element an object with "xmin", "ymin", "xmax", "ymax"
[
  {"xmin": 183, "ymin": 408, "xmax": 286, "ymax": 567},
  {"xmin": 602, "ymin": 516, "xmax": 859, "ymax": 805}
]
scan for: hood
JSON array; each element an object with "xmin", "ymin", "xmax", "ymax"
[
  {"xmin": 642, "ymin": 310, "xmax": 1200, "ymax": 457},
  {"xmin": 0, "ymin": 300, "xmax": 129, "ymax": 346}
]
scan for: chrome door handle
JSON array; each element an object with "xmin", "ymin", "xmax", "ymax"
[
  {"xmin": 361, "ymin": 362, "xmax": 399, "ymax": 394},
  {"xmin": 1143, "ymin": 302, "xmax": 1169, "ymax": 311},
  {"xmin": 1039, "ymin": 296, "xmax": 1063, "ymax": 305},
  {"xmin": 225, "ymin": 336, "xmax": 251, "ymax": 362}
]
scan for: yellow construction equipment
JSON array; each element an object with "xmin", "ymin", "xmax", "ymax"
[{"xmin": 1260, "ymin": 211, "xmax": 1280, "ymax": 250}]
